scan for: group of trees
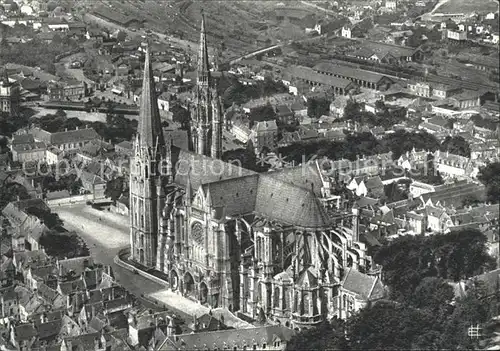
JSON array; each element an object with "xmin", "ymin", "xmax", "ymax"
[
  {"xmin": 41, "ymin": 174, "xmax": 82, "ymax": 195},
  {"xmin": 290, "ymin": 229, "xmax": 496, "ymax": 350},
  {"xmin": 478, "ymin": 162, "xmax": 500, "ymax": 203},
  {"xmin": 0, "ymin": 183, "xmax": 30, "ymax": 210},
  {"xmin": 343, "ymin": 100, "xmax": 407, "ymax": 129},
  {"xmin": 39, "ymin": 230, "xmax": 90, "ymax": 259},
  {"xmin": 24, "ymin": 206, "xmax": 63, "ymax": 229},
  {"xmin": 440, "ymin": 135, "xmax": 471, "ymax": 158},
  {"xmin": 0, "ymin": 36, "xmax": 79, "ymax": 75},
  {"xmin": 222, "ymin": 77, "xmax": 287, "ymax": 108},
  {"xmin": 307, "ymin": 96, "xmax": 331, "ymax": 119},
  {"xmin": 31, "ymin": 112, "xmax": 138, "ymax": 144},
  {"xmin": 277, "ymin": 130, "xmax": 441, "ymax": 164},
  {"xmin": 373, "ymin": 229, "xmax": 495, "ymax": 300},
  {"xmin": 104, "ymin": 176, "xmax": 126, "ymax": 202},
  {"xmin": 221, "ymin": 140, "xmax": 269, "ymax": 172}
]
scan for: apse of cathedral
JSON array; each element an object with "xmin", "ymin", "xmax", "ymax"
[{"xmin": 130, "ymin": 16, "xmax": 371, "ymax": 328}]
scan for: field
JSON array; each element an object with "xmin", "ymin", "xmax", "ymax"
[
  {"xmin": 82, "ymin": 0, "xmax": 320, "ymax": 60},
  {"xmin": 437, "ymin": 0, "xmax": 498, "ymax": 14}
]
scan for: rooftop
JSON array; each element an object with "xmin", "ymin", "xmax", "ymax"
[{"xmin": 313, "ymin": 62, "xmax": 392, "ymax": 85}]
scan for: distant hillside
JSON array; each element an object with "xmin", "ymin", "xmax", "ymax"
[{"xmin": 438, "ymin": 0, "xmax": 498, "ymax": 14}]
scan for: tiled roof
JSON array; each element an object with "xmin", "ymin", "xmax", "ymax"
[
  {"xmin": 296, "ymin": 267, "xmax": 318, "ymax": 286},
  {"xmin": 426, "ymin": 206, "xmax": 445, "ymax": 218},
  {"xmin": 37, "ymin": 319, "xmax": 63, "ymax": 340},
  {"xmin": 13, "ymin": 250, "xmax": 50, "ymax": 270},
  {"xmin": 266, "ymin": 162, "xmax": 324, "ymax": 197},
  {"xmin": 31, "ymin": 264, "xmax": 57, "ymax": 280},
  {"xmin": 203, "ymin": 175, "xmax": 259, "ymax": 218},
  {"xmin": 57, "ymin": 256, "xmax": 94, "ymax": 277},
  {"xmin": 172, "ymin": 147, "xmax": 256, "ymax": 191},
  {"xmin": 364, "ymin": 176, "xmax": 383, "ymax": 190},
  {"xmin": 12, "ymin": 133, "xmax": 35, "ymax": 145},
  {"xmin": 452, "ymin": 90, "xmax": 481, "ymax": 101},
  {"xmin": 63, "ymin": 332, "xmax": 102, "ymax": 350},
  {"xmin": 14, "ymin": 324, "xmax": 37, "ymax": 341},
  {"xmin": 255, "ymin": 175, "xmax": 330, "ymax": 228},
  {"xmin": 58, "ymin": 279, "xmax": 86, "ymax": 295},
  {"xmin": 116, "ymin": 140, "xmax": 133, "ymax": 150},
  {"xmin": 50, "ymin": 128, "xmax": 100, "ymax": 145},
  {"xmin": 254, "ymin": 120, "xmax": 278, "ymax": 132},
  {"xmin": 159, "ymin": 325, "xmax": 294, "ymax": 350},
  {"xmin": 471, "ymin": 269, "xmax": 500, "ymax": 297},
  {"xmin": 359, "ymin": 40, "xmax": 418, "ymax": 59},
  {"xmin": 342, "ymin": 267, "xmax": 385, "ymax": 300},
  {"xmin": 313, "ymin": 62, "xmax": 391, "ymax": 84},
  {"xmin": 285, "ymin": 65, "xmax": 355, "ymax": 89},
  {"xmin": 421, "ymin": 182, "xmax": 486, "ymax": 208},
  {"xmin": 173, "ymin": 147, "xmax": 331, "ymax": 228}
]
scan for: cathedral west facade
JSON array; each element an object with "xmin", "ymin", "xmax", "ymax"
[{"xmin": 129, "ymin": 16, "xmax": 370, "ymax": 328}]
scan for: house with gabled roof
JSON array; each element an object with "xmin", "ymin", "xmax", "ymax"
[
  {"xmin": 157, "ymin": 325, "xmax": 294, "ymax": 351},
  {"xmin": 338, "ymin": 268, "xmax": 386, "ymax": 320}
]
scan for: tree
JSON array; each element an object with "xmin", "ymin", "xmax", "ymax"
[
  {"xmin": 381, "ymin": 130, "xmax": 439, "ymax": 160},
  {"xmin": 24, "ymin": 207, "xmax": 63, "ymax": 229},
  {"xmin": 440, "ymin": 135, "xmax": 471, "ymax": 157},
  {"xmin": 478, "ymin": 162, "xmax": 500, "ymax": 203},
  {"xmin": 249, "ymin": 103, "xmax": 275, "ymax": 124},
  {"xmin": 105, "ymin": 177, "xmax": 125, "ymax": 202},
  {"xmin": 410, "ymin": 277, "xmax": 454, "ymax": 310},
  {"xmin": 171, "ymin": 104, "xmax": 190, "ymax": 130},
  {"xmin": 39, "ymin": 231, "xmax": 90, "ymax": 259},
  {"xmin": 0, "ymin": 183, "xmax": 29, "ymax": 210},
  {"xmin": 347, "ymin": 301, "xmax": 438, "ymax": 350},
  {"xmin": 287, "ymin": 320, "xmax": 347, "ymax": 350},
  {"xmin": 307, "ymin": 96, "xmax": 331, "ymax": 119},
  {"xmin": 374, "ymin": 229, "xmax": 494, "ymax": 301}
]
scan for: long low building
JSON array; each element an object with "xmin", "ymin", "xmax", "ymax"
[
  {"xmin": 313, "ymin": 62, "xmax": 393, "ymax": 90},
  {"xmin": 283, "ymin": 65, "xmax": 358, "ymax": 94}
]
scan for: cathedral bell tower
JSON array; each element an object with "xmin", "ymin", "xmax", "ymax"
[
  {"xmin": 130, "ymin": 46, "xmax": 171, "ymax": 268},
  {"xmin": 190, "ymin": 14, "xmax": 223, "ymax": 159}
]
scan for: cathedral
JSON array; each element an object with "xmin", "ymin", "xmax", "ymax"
[{"xmin": 129, "ymin": 16, "xmax": 370, "ymax": 328}]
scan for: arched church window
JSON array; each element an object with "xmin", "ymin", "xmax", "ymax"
[
  {"xmin": 141, "ymin": 215, "xmax": 145, "ymax": 228},
  {"xmin": 145, "ymin": 165, "xmax": 149, "ymax": 178},
  {"xmin": 191, "ymin": 223, "xmax": 204, "ymax": 246},
  {"xmin": 140, "ymin": 235, "xmax": 144, "ymax": 247},
  {"xmin": 274, "ymin": 287, "xmax": 280, "ymax": 308}
]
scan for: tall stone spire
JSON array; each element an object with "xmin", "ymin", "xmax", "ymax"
[
  {"xmin": 198, "ymin": 12, "xmax": 210, "ymax": 84},
  {"xmin": 138, "ymin": 46, "xmax": 164, "ymax": 148}
]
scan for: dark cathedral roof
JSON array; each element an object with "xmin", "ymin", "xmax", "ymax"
[{"xmin": 171, "ymin": 147, "xmax": 331, "ymax": 229}]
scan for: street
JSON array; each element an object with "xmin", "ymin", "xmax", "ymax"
[{"xmin": 51, "ymin": 203, "xmax": 164, "ymax": 297}]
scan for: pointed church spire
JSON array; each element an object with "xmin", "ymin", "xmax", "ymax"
[
  {"xmin": 198, "ymin": 12, "xmax": 210, "ymax": 83},
  {"xmin": 138, "ymin": 46, "xmax": 165, "ymax": 148}
]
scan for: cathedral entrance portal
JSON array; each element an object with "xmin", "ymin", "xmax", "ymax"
[
  {"xmin": 184, "ymin": 272, "xmax": 195, "ymax": 297},
  {"xmin": 199, "ymin": 282, "xmax": 208, "ymax": 305},
  {"xmin": 170, "ymin": 270, "xmax": 179, "ymax": 290}
]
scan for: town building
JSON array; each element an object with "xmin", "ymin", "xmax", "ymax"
[
  {"xmin": 30, "ymin": 126, "xmax": 100, "ymax": 151},
  {"xmin": 249, "ymin": 120, "xmax": 278, "ymax": 153},
  {"xmin": 338, "ymin": 268, "xmax": 385, "ymax": 320},
  {"xmin": 0, "ymin": 71, "xmax": 20, "ymax": 117},
  {"xmin": 47, "ymin": 80, "xmax": 87, "ymax": 101},
  {"xmin": 313, "ymin": 62, "xmax": 393, "ymax": 90}
]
